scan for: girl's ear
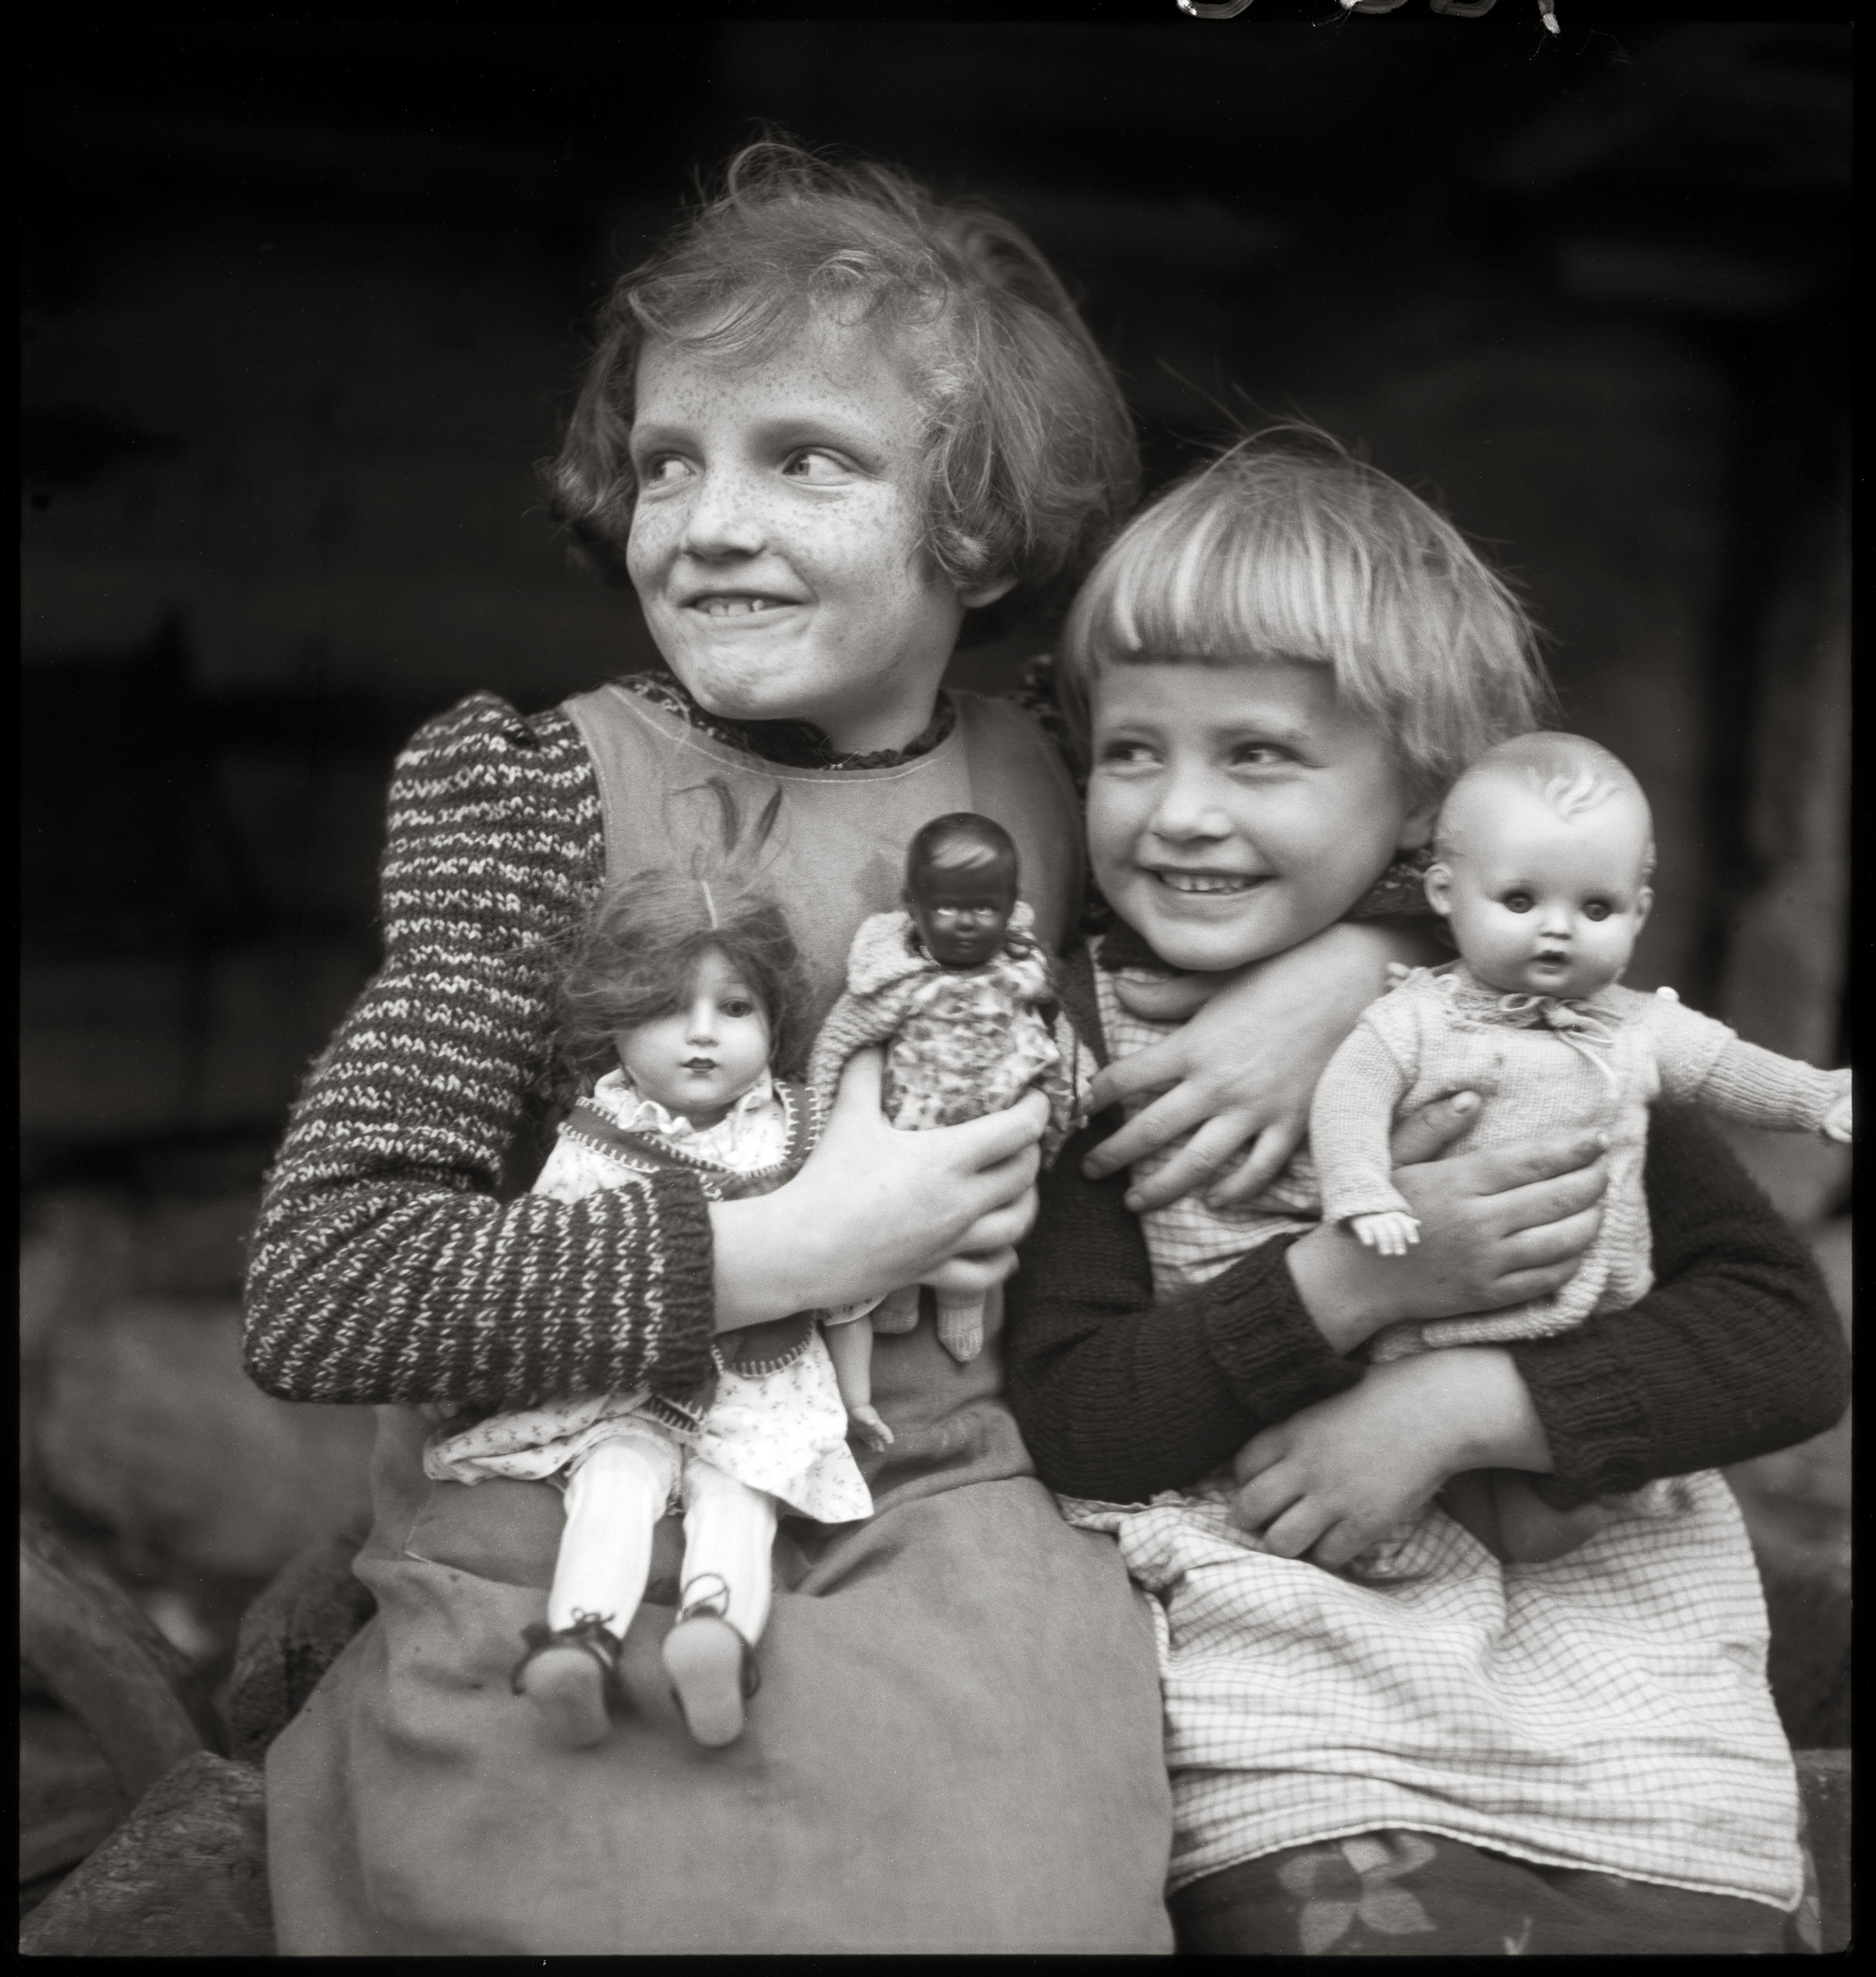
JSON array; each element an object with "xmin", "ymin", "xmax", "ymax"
[
  {"xmin": 958, "ymin": 572, "xmax": 1019, "ymax": 611},
  {"xmin": 1423, "ymin": 863, "xmax": 1454, "ymax": 918}
]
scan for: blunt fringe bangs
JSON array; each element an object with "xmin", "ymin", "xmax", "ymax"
[
  {"xmin": 545, "ymin": 140, "xmax": 1140, "ymax": 633},
  {"xmin": 554, "ymin": 869, "xmax": 812, "ymax": 1091},
  {"xmin": 1057, "ymin": 429, "xmax": 1555, "ymax": 801}
]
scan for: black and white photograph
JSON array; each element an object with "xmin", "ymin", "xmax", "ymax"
[{"xmin": 21, "ymin": 5, "xmax": 1850, "ymax": 1954}]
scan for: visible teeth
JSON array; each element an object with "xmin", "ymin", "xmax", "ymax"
[
  {"xmin": 695, "ymin": 596, "xmax": 781, "ymax": 616},
  {"xmin": 1156, "ymin": 872, "xmax": 1258, "ymax": 894}
]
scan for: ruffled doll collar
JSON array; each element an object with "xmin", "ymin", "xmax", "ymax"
[{"xmin": 589, "ymin": 1066, "xmax": 780, "ymax": 1156}]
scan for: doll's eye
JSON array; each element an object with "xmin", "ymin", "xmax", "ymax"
[
  {"xmin": 1582, "ymin": 900, "xmax": 1612, "ymax": 922},
  {"xmin": 719, "ymin": 998, "xmax": 756, "ymax": 1019},
  {"xmin": 1502, "ymin": 891, "xmax": 1533, "ymax": 913}
]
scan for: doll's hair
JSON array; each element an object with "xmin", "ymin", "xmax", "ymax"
[
  {"xmin": 1436, "ymin": 732, "xmax": 1657, "ymax": 879},
  {"xmin": 904, "ymin": 812, "xmax": 1019, "ymax": 898},
  {"xmin": 554, "ymin": 869, "xmax": 812, "ymax": 1090},
  {"xmin": 544, "ymin": 137, "xmax": 1139, "ymax": 638},
  {"xmin": 1056, "ymin": 426, "xmax": 1555, "ymax": 805}
]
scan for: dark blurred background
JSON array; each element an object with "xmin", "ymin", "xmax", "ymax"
[{"xmin": 19, "ymin": 11, "xmax": 1851, "ymax": 1886}]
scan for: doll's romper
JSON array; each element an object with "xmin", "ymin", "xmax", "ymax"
[{"xmin": 263, "ymin": 683, "xmax": 1174, "ymax": 1955}]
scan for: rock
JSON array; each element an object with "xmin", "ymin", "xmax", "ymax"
[
  {"xmin": 18, "ymin": 1701, "xmax": 127, "ymax": 1884},
  {"xmin": 226, "ymin": 1535, "xmax": 376, "ymax": 1765},
  {"xmin": 35, "ymin": 1296, "xmax": 375, "ymax": 1577},
  {"xmin": 16, "ymin": 1751, "xmax": 272, "ymax": 1957}
]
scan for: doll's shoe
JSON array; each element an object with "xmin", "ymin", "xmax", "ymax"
[
  {"xmin": 664, "ymin": 1576, "xmax": 759, "ymax": 1748},
  {"xmin": 935, "ymin": 1300, "xmax": 984, "ymax": 1362},
  {"xmin": 511, "ymin": 1610, "xmax": 624, "ymax": 1749}
]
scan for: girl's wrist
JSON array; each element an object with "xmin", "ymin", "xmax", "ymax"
[
  {"xmin": 1409, "ymin": 1348, "xmax": 1554, "ymax": 1475},
  {"xmin": 1284, "ymin": 1222, "xmax": 1392, "ymax": 1355},
  {"xmin": 709, "ymin": 1191, "xmax": 820, "ymax": 1331}
]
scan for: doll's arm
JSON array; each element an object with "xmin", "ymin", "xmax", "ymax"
[
  {"xmin": 1684, "ymin": 1036, "xmax": 1851, "ymax": 1141},
  {"xmin": 1309, "ymin": 1018, "xmax": 1421, "ymax": 1238},
  {"xmin": 805, "ymin": 985, "xmax": 914, "ymax": 1134},
  {"xmin": 821, "ymin": 1314, "xmax": 893, "ymax": 1449}
]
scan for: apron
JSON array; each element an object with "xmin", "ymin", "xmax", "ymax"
[{"xmin": 265, "ymin": 683, "xmax": 1175, "ymax": 1953}]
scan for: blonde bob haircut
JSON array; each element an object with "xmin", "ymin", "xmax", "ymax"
[
  {"xmin": 1057, "ymin": 428, "xmax": 1555, "ymax": 802},
  {"xmin": 546, "ymin": 139, "xmax": 1140, "ymax": 636}
]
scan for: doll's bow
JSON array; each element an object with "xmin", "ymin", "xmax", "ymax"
[{"xmin": 1494, "ymin": 993, "xmax": 1621, "ymax": 1090}]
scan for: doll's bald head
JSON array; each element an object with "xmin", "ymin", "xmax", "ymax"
[{"xmin": 1436, "ymin": 733, "xmax": 1654, "ymax": 884}]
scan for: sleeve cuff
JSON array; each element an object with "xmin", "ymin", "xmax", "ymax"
[
  {"xmin": 1195, "ymin": 1236, "xmax": 1363, "ymax": 1422},
  {"xmin": 1507, "ymin": 1327, "xmax": 1655, "ymax": 1502}
]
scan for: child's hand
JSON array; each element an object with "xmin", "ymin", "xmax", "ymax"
[
  {"xmin": 1229, "ymin": 1348, "xmax": 1551, "ymax": 1568},
  {"xmin": 1286, "ymin": 1125, "xmax": 1608, "ymax": 1354},
  {"xmin": 1084, "ymin": 922, "xmax": 1433, "ymax": 1212},
  {"xmin": 1823, "ymin": 1091, "xmax": 1852, "ymax": 1144},
  {"xmin": 713, "ymin": 1051, "xmax": 1047, "ymax": 1328},
  {"xmin": 847, "ymin": 1406, "xmax": 894, "ymax": 1451},
  {"xmin": 1351, "ymin": 1210, "xmax": 1420, "ymax": 1256}
]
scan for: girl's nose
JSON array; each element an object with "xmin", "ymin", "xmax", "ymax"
[
  {"xmin": 680, "ymin": 464, "xmax": 766, "ymax": 560},
  {"xmin": 1148, "ymin": 768, "xmax": 1231, "ymax": 842}
]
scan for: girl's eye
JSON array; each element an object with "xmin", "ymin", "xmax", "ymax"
[
  {"xmin": 1096, "ymin": 738, "xmax": 1158, "ymax": 768},
  {"xmin": 636, "ymin": 453, "xmax": 690, "ymax": 490},
  {"xmin": 1229, "ymin": 743, "xmax": 1291, "ymax": 770},
  {"xmin": 1502, "ymin": 892, "xmax": 1533, "ymax": 913},
  {"xmin": 1582, "ymin": 900, "xmax": 1611, "ymax": 922},
  {"xmin": 782, "ymin": 448, "xmax": 851, "ymax": 483}
]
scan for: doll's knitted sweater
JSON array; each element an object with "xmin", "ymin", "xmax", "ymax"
[
  {"xmin": 806, "ymin": 903, "xmax": 1087, "ymax": 1159},
  {"xmin": 1309, "ymin": 964, "xmax": 1851, "ymax": 1357}
]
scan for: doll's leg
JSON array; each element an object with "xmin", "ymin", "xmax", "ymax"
[
  {"xmin": 872, "ymin": 1283, "xmax": 922, "ymax": 1333},
  {"xmin": 518, "ymin": 1436, "xmax": 672, "ymax": 1748},
  {"xmin": 823, "ymin": 1317, "xmax": 892, "ymax": 1448},
  {"xmin": 661, "ymin": 1459, "xmax": 778, "ymax": 1747},
  {"xmin": 934, "ymin": 1287, "xmax": 985, "ymax": 1362}
]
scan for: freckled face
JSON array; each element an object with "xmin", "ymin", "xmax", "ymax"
[
  {"xmin": 1429, "ymin": 784, "xmax": 1652, "ymax": 999},
  {"xmin": 626, "ymin": 312, "xmax": 994, "ymax": 756},
  {"xmin": 1086, "ymin": 660, "xmax": 1430, "ymax": 974}
]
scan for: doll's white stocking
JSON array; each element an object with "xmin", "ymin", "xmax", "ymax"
[
  {"xmin": 935, "ymin": 1288, "xmax": 985, "ymax": 1362},
  {"xmin": 548, "ymin": 1437, "xmax": 671, "ymax": 1632},
  {"xmin": 663, "ymin": 1459, "xmax": 779, "ymax": 1748},
  {"xmin": 873, "ymin": 1283, "xmax": 923, "ymax": 1334}
]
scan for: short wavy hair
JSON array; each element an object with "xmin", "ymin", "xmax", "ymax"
[
  {"xmin": 555, "ymin": 869, "xmax": 812, "ymax": 1092},
  {"xmin": 544, "ymin": 139, "xmax": 1140, "ymax": 637},
  {"xmin": 1057, "ymin": 427, "xmax": 1555, "ymax": 805}
]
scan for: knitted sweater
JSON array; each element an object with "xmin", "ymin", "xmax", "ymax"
[{"xmin": 1002, "ymin": 947, "xmax": 1850, "ymax": 1507}]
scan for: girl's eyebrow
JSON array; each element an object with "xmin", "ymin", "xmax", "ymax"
[{"xmin": 628, "ymin": 411, "xmax": 885, "ymax": 459}]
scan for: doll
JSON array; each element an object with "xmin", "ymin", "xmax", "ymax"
[
  {"xmin": 422, "ymin": 870, "xmax": 888, "ymax": 1752},
  {"xmin": 807, "ymin": 813, "xmax": 1087, "ymax": 1362},
  {"xmin": 1308, "ymin": 731, "xmax": 1851, "ymax": 1558}
]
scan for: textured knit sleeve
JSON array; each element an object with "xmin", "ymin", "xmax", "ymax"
[
  {"xmin": 1309, "ymin": 1011, "xmax": 1420, "ymax": 1225},
  {"xmin": 1672, "ymin": 1026, "xmax": 1849, "ymax": 1134},
  {"xmin": 805, "ymin": 982, "xmax": 915, "ymax": 1132},
  {"xmin": 242, "ymin": 693, "xmax": 717, "ymax": 1409},
  {"xmin": 1002, "ymin": 1114, "xmax": 1362, "ymax": 1501},
  {"xmin": 1507, "ymin": 1105, "xmax": 1848, "ymax": 1503}
]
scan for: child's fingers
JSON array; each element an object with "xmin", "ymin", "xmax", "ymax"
[
  {"xmin": 1387, "ymin": 1089, "xmax": 1481, "ymax": 1167},
  {"xmin": 941, "ymin": 1088, "xmax": 1050, "ymax": 1170},
  {"xmin": 1232, "ymin": 1424, "xmax": 1290, "ymax": 1484},
  {"xmin": 1256, "ymin": 1496, "xmax": 1335, "ymax": 1561},
  {"xmin": 829, "ymin": 1046, "xmax": 886, "ymax": 1114},
  {"xmin": 1228, "ymin": 1463, "xmax": 1304, "ymax": 1535},
  {"xmin": 1482, "ymin": 1263, "xmax": 1581, "ymax": 1310},
  {"xmin": 1494, "ymin": 1203, "xmax": 1603, "ymax": 1278},
  {"xmin": 1467, "ymin": 1130, "xmax": 1609, "ymax": 1199},
  {"xmin": 1483, "ymin": 1159, "xmax": 1609, "ymax": 1239},
  {"xmin": 1206, "ymin": 1119, "xmax": 1304, "ymax": 1207},
  {"xmin": 1084, "ymin": 1037, "xmax": 1188, "ymax": 1125},
  {"xmin": 925, "ymin": 1245, "xmax": 1022, "ymax": 1299},
  {"xmin": 1125, "ymin": 1111, "xmax": 1261, "ymax": 1212},
  {"xmin": 1310, "ymin": 1518, "xmax": 1383, "ymax": 1572}
]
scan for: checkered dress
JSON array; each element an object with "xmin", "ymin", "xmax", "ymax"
[{"xmin": 1067, "ymin": 947, "xmax": 1803, "ymax": 1914}]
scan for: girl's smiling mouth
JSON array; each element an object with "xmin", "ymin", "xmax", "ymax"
[
  {"xmin": 687, "ymin": 593, "xmax": 797, "ymax": 618},
  {"xmin": 1148, "ymin": 869, "xmax": 1269, "ymax": 897}
]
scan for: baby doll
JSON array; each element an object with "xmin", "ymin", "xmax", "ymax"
[
  {"xmin": 422, "ymin": 871, "xmax": 889, "ymax": 1753},
  {"xmin": 808, "ymin": 813, "xmax": 1086, "ymax": 1362},
  {"xmin": 1309, "ymin": 731, "xmax": 1851, "ymax": 1558}
]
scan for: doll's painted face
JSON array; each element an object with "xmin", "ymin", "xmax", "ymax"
[
  {"xmin": 1427, "ymin": 778, "xmax": 1654, "ymax": 999},
  {"xmin": 626, "ymin": 309, "xmax": 1013, "ymax": 758},
  {"xmin": 612, "ymin": 945, "xmax": 772, "ymax": 1129},
  {"xmin": 906, "ymin": 855, "xmax": 1018, "ymax": 971}
]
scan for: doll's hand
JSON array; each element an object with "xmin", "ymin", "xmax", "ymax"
[
  {"xmin": 847, "ymin": 1405, "xmax": 894, "ymax": 1451},
  {"xmin": 1084, "ymin": 921, "xmax": 1433, "ymax": 1212},
  {"xmin": 1823, "ymin": 1091, "xmax": 1852, "ymax": 1144},
  {"xmin": 1230, "ymin": 1348, "xmax": 1550, "ymax": 1568},
  {"xmin": 1351, "ymin": 1210, "xmax": 1420, "ymax": 1256}
]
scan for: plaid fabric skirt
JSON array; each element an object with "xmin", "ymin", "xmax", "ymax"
[{"xmin": 1062, "ymin": 1467, "xmax": 1803, "ymax": 1916}]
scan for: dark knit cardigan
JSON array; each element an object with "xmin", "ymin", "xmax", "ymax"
[{"xmin": 1002, "ymin": 946, "xmax": 1851, "ymax": 1506}]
